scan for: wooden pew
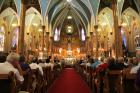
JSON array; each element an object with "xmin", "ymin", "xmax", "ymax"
[
  {"xmin": 91, "ymin": 69, "xmax": 109, "ymax": 93},
  {"xmin": 0, "ymin": 71, "xmax": 17, "ymax": 93},
  {"xmin": 107, "ymin": 70, "xmax": 124, "ymax": 93},
  {"xmin": 86, "ymin": 66, "xmax": 93, "ymax": 89},
  {"xmin": 46, "ymin": 66, "xmax": 51, "ymax": 87},
  {"xmin": 42, "ymin": 67, "xmax": 50, "ymax": 93},
  {"xmin": 123, "ymin": 68, "xmax": 136, "ymax": 93},
  {"xmin": 21, "ymin": 70, "xmax": 37, "ymax": 93},
  {"xmin": 93, "ymin": 69, "xmax": 137, "ymax": 93},
  {"xmin": 31, "ymin": 69, "xmax": 44, "ymax": 93},
  {"xmin": 54, "ymin": 64, "xmax": 62, "ymax": 78}
]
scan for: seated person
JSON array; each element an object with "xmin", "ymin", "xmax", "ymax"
[
  {"xmin": 27, "ymin": 55, "xmax": 34, "ymax": 64},
  {"xmin": 109, "ymin": 57, "xmax": 127, "ymax": 70},
  {"xmin": 38, "ymin": 59, "xmax": 47, "ymax": 67},
  {"xmin": 80, "ymin": 58, "xmax": 87, "ymax": 66},
  {"xmin": 127, "ymin": 57, "xmax": 133, "ymax": 67},
  {"xmin": 133, "ymin": 57, "xmax": 138, "ymax": 66},
  {"xmin": 19, "ymin": 55, "xmax": 31, "ymax": 74},
  {"xmin": 0, "ymin": 53, "xmax": 6, "ymax": 63},
  {"xmin": 46, "ymin": 56, "xmax": 51, "ymax": 63},
  {"xmin": 130, "ymin": 58, "xmax": 140, "ymax": 74},
  {"xmin": 96, "ymin": 58, "xmax": 109, "ymax": 73},
  {"xmin": 91, "ymin": 58, "xmax": 101, "ymax": 70},
  {"xmin": 29, "ymin": 58, "xmax": 43, "ymax": 76},
  {"xmin": 0, "ymin": 53, "xmax": 24, "ymax": 83},
  {"xmin": 115, "ymin": 57, "xmax": 128, "ymax": 70},
  {"xmin": 49, "ymin": 59, "xmax": 55, "ymax": 71},
  {"xmin": 86, "ymin": 57, "xmax": 94, "ymax": 67},
  {"xmin": 61, "ymin": 59, "xmax": 65, "ymax": 66},
  {"xmin": 108, "ymin": 57, "xmax": 116, "ymax": 70}
]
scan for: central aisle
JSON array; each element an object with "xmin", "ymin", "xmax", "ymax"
[{"xmin": 48, "ymin": 68, "xmax": 92, "ymax": 93}]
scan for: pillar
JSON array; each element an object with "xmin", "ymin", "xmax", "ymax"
[
  {"xmin": 130, "ymin": 22, "xmax": 136, "ymax": 52},
  {"xmin": 94, "ymin": 25, "xmax": 99, "ymax": 58},
  {"xmin": 86, "ymin": 37, "xmax": 90, "ymax": 55},
  {"xmin": 90, "ymin": 32, "xmax": 94, "ymax": 56},
  {"xmin": 46, "ymin": 32, "xmax": 50, "ymax": 53},
  {"xmin": 41, "ymin": 26, "xmax": 45, "ymax": 51},
  {"xmin": 18, "ymin": 0, "xmax": 26, "ymax": 54},
  {"xmin": 112, "ymin": 0, "xmax": 123, "ymax": 57},
  {"xmin": 49, "ymin": 37, "xmax": 53, "ymax": 56}
]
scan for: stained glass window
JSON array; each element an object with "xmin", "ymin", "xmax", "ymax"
[
  {"xmin": 0, "ymin": 26, "xmax": 5, "ymax": 51},
  {"xmin": 54, "ymin": 28, "xmax": 60, "ymax": 41},
  {"xmin": 12, "ymin": 27, "xmax": 19, "ymax": 49},
  {"xmin": 81, "ymin": 28, "xmax": 85, "ymax": 41}
]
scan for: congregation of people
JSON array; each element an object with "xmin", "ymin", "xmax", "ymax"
[
  {"xmin": 0, "ymin": 52, "xmax": 63, "ymax": 93},
  {"xmin": 1, "ymin": 52, "xmax": 140, "ymax": 93},
  {"xmin": 76, "ymin": 55, "xmax": 140, "ymax": 93}
]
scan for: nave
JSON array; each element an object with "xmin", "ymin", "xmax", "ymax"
[
  {"xmin": 1, "ymin": 0, "xmax": 140, "ymax": 93},
  {"xmin": 48, "ymin": 68, "xmax": 91, "ymax": 93},
  {"xmin": 0, "ymin": 54, "xmax": 140, "ymax": 93}
]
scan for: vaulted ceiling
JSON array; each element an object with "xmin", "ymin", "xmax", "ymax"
[{"xmin": 0, "ymin": 0, "xmax": 140, "ymax": 35}]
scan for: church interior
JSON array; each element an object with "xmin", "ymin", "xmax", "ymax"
[{"xmin": 0, "ymin": 0, "xmax": 140, "ymax": 93}]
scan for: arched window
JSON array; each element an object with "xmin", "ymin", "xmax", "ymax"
[
  {"xmin": 0, "ymin": 26, "xmax": 5, "ymax": 51},
  {"xmin": 121, "ymin": 28, "xmax": 127, "ymax": 47},
  {"xmin": 54, "ymin": 28, "xmax": 60, "ymax": 41},
  {"xmin": 81, "ymin": 28, "xmax": 85, "ymax": 41},
  {"xmin": 12, "ymin": 27, "xmax": 19, "ymax": 49}
]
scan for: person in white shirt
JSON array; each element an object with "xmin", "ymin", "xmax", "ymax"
[
  {"xmin": 130, "ymin": 62, "xmax": 140, "ymax": 74},
  {"xmin": 29, "ymin": 58, "xmax": 43, "ymax": 76},
  {"xmin": 0, "ymin": 53, "xmax": 24, "ymax": 83},
  {"xmin": 38, "ymin": 59, "xmax": 47, "ymax": 67}
]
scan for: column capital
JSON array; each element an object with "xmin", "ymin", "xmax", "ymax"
[
  {"xmin": 46, "ymin": 32, "xmax": 49, "ymax": 35},
  {"xmin": 94, "ymin": 25, "xmax": 98, "ymax": 30},
  {"xmin": 90, "ymin": 32, "xmax": 93, "ymax": 35},
  {"xmin": 86, "ymin": 36, "xmax": 90, "ymax": 40},
  {"xmin": 42, "ymin": 25, "xmax": 45, "ymax": 29}
]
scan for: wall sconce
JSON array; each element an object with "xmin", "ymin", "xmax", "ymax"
[
  {"xmin": 94, "ymin": 25, "xmax": 98, "ymax": 30},
  {"xmin": 27, "ymin": 33, "xmax": 29, "ymax": 35},
  {"xmin": 110, "ymin": 32, "xmax": 113, "ymax": 35},
  {"xmin": 8, "ymin": 31, "xmax": 10, "ymax": 34}
]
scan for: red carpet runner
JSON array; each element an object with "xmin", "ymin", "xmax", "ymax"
[{"xmin": 48, "ymin": 68, "xmax": 92, "ymax": 93}]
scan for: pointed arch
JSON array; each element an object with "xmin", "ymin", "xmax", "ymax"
[
  {"xmin": 98, "ymin": 7, "xmax": 113, "ymax": 28},
  {"xmin": 25, "ymin": 7, "xmax": 43, "ymax": 26}
]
